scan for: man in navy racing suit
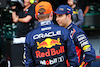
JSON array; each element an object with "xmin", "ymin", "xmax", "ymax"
[
  {"xmin": 54, "ymin": 5, "xmax": 95, "ymax": 67},
  {"xmin": 25, "ymin": 1, "xmax": 78, "ymax": 67}
]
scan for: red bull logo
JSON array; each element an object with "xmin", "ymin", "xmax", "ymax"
[
  {"xmin": 37, "ymin": 38, "xmax": 61, "ymax": 49},
  {"xmin": 35, "ymin": 46, "xmax": 65, "ymax": 58}
]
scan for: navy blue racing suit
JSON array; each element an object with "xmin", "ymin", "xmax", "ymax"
[
  {"xmin": 66, "ymin": 22, "xmax": 95, "ymax": 67},
  {"xmin": 25, "ymin": 20, "xmax": 78, "ymax": 67}
]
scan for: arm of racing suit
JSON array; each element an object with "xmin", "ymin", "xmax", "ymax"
[
  {"xmin": 25, "ymin": 34, "xmax": 35, "ymax": 67},
  {"xmin": 65, "ymin": 34, "xmax": 78, "ymax": 67},
  {"xmin": 74, "ymin": 33, "xmax": 96, "ymax": 67}
]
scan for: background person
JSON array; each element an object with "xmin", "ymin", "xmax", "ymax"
[
  {"xmin": 12, "ymin": 0, "xmax": 36, "ymax": 37},
  {"xmin": 54, "ymin": 5, "xmax": 95, "ymax": 67},
  {"xmin": 77, "ymin": 0, "xmax": 90, "ymax": 17},
  {"xmin": 67, "ymin": 0, "xmax": 83, "ymax": 28},
  {"xmin": 12, "ymin": 0, "xmax": 39, "ymax": 65},
  {"xmin": 25, "ymin": 1, "xmax": 78, "ymax": 67}
]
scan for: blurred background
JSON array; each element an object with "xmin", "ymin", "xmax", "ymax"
[{"xmin": 0, "ymin": 0, "xmax": 100, "ymax": 67}]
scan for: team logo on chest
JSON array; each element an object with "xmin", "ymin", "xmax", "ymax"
[{"xmin": 36, "ymin": 38, "xmax": 61, "ymax": 49}]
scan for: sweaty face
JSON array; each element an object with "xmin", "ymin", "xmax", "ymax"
[{"xmin": 56, "ymin": 14, "xmax": 68, "ymax": 28}]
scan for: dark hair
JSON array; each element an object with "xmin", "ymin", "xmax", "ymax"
[{"xmin": 66, "ymin": 14, "xmax": 73, "ymax": 20}]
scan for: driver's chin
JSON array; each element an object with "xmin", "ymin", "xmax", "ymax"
[{"xmin": 59, "ymin": 24, "xmax": 63, "ymax": 27}]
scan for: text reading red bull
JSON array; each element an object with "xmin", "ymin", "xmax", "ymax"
[{"xmin": 35, "ymin": 46, "xmax": 65, "ymax": 58}]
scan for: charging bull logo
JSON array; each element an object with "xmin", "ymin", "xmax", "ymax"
[{"xmin": 37, "ymin": 38, "xmax": 61, "ymax": 49}]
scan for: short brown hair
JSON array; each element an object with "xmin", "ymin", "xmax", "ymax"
[{"xmin": 37, "ymin": 8, "xmax": 50, "ymax": 20}]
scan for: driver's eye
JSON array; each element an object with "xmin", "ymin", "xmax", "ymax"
[{"xmin": 59, "ymin": 15, "xmax": 62, "ymax": 17}]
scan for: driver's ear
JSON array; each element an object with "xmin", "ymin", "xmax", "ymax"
[{"xmin": 35, "ymin": 14, "xmax": 38, "ymax": 20}]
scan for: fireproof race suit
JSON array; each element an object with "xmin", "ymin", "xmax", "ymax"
[
  {"xmin": 25, "ymin": 20, "xmax": 78, "ymax": 67},
  {"xmin": 66, "ymin": 22, "xmax": 95, "ymax": 67}
]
